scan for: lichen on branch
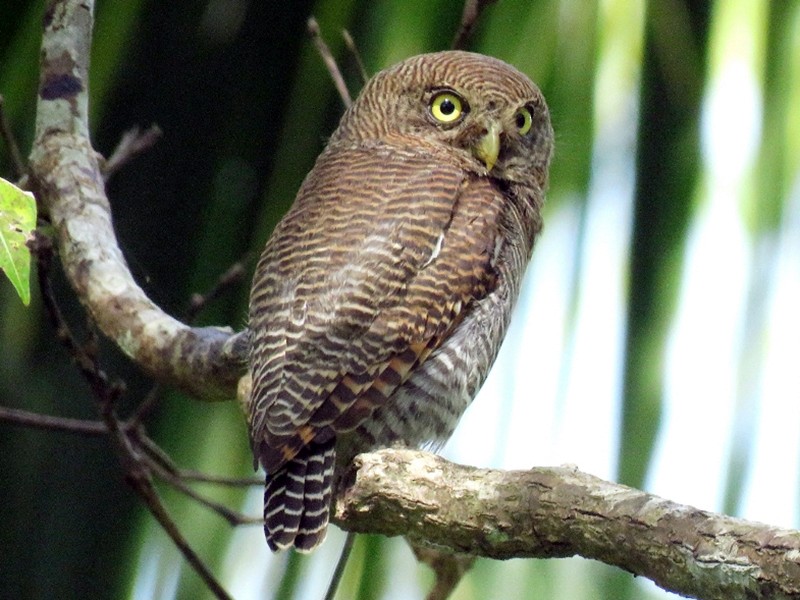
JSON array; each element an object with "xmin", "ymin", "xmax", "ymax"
[
  {"xmin": 28, "ymin": 0, "xmax": 247, "ymax": 401},
  {"xmin": 21, "ymin": 3, "xmax": 800, "ymax": 600},
  {"xmin": 336, "ymin": 449, "xmax": 800, "ymax": 600}
]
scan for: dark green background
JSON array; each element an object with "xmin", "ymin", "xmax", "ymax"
[{"xmin": 2, "ymin": 1, "xmax": 797, "ymax": 598}]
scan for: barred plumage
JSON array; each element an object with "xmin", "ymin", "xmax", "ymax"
[{"xmin": 248, "ymin": 50, "xmax": 553, "ymax": 551}]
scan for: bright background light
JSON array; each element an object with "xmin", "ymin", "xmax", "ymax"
[{"xmin": 124, "ymin": 1, "xmax": 800, "ymax": 598}]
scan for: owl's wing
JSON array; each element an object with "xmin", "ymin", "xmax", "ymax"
[{"xmin": 249, "ymin": 142, "xmax": 506, "ymax": 472}]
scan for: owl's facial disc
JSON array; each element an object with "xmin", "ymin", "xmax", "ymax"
[{"xmin": 472, "ymin": 122, "xmax": 501, "ymax": 172}]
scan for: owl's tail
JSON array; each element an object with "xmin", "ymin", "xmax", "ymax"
[{"xmin": 264, "ymin": 439, "xmax": 336, "ymax": 552}]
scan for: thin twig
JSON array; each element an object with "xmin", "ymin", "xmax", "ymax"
[
  {"xmin": 136, "ymin": 430, "xmax": 182, "ymax": 475},
  {"xmin": 137, "ymin": 479, "xmax": 234, "ymax": 599},
  {"xmin": 186, "ymin": 259, "xmax": 248, "ymax": 323},
  {"xmin": 128, "ymin": 255, "xmax": 249, "ymax": 428},
  {"xmin": 33, "ymin": 230, "xmax": 109, "ymax": 393},
  {"xmin": 0, "ymin": 94, "xmax": 27, "ymax": 179},
  {"xmin": 308, "ymin": 17, "xmax": 352, "ymax": 108},
  {"xmin": 139, "ymin": 480, "xmax": 234, "ymax": 599},
  {"xmin": 34, "ymin": 226, "xmax": 233, "ymax": 600},
  {"xmin": 149, "ymin": 459, "xmax": 262, "ymax": 526},
  {"xmin": 94, "ymin": 351, "xmax": 233, "ymax": 600},
  {"xmin": 451, "ymin": 0, "xmax": 499, "ymax": 50},
  {"xmin": 0, "ymin": 405, "xmax": 107, "ymax": 435},
  {"xmin": 323, "ymin": 532, "xmax": 357, "ymax": 600},
  {"xmin": 412, "ymin": 544, "xmax": 475, "ymax": 600},
  {"xmin": 126, "ymin": 383, "xmax": 162, "ymax": 430},
  {"xmin": 135, "ymin": 432, "xmax": 260, "ymax": 525},
  {"xmin": 342, "ymin": 30, "xmax": 369, "ymax": 85},
  {"xmin": 102, "ymin": 124, "xmax": 163, "ymax": 181},
  {"xmin": 137, "ymin": 433, "xmax": 263, "ymax": 486},
  {"xmin": 176, "ymin": 468, "xmax": 264, "ymax": 487}
]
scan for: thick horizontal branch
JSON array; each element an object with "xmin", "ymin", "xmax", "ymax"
[
  {"xmin": 334, "ymin": 449, "xmax": 800, "ymax": 600},
  {"xmin": 22, "ymin": 6, "xmax": 800, "ymax": 600},
  {"xmin": 27, "ymin": 0, "xmax": 248, "ymax": 401},
  {"xmin": 0, "ymin": 405, "xmax": 106, "ymax": 435}
]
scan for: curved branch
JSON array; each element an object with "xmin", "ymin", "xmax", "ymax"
[
  {"xmin": 335, "ymin": 449, "xmax": 800, "ymax": 600},
  {"xmin": 22, "ymin": 5, "xmax": 800, "ymax": 600},
  {"xmin": 27, "ymin": 0, "xmax": 248, "ymax": 400}
]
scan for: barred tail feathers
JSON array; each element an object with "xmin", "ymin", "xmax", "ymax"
[{"xmin": 264, "ymin": 439, "xmax": 336, "ymax": 552}]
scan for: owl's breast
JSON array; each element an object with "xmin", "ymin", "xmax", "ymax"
[
  {"xmin": 250, "ymin": 137, "xmax": 542, "ymax": 469},
  {"xmin": 336, "ymin": 172, "xmax": 538, "ymax": 459}
]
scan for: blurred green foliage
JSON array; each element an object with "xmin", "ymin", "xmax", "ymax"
[{"xmin": 1, "ymin": 1, "xmax": 798, "ymax": 599}]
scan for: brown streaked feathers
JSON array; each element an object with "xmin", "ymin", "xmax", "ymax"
[{"xmin": 247, "ymin": 50, "xmax": 553, "ymax": 551}]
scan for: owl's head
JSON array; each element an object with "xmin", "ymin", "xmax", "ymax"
[{"xmin": 331, "ymin": 50, "xmax": 553, "ymax": 187}]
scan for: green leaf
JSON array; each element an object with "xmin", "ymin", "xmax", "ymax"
[{"xmin": 0, "ymin": 177, "xmax": 37, "ymax": 306}]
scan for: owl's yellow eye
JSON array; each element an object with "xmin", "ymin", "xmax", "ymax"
[
  {"xmin": 515, "ymin": 106, "xmax": 533, "ymax": 135},
  {"xmin": 430, "ymin": 92, "xmax": 464, "ymax": 123}
]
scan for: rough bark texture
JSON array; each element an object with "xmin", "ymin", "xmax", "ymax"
[
  {"xmin": 335, "ymin": 449, "xmax": 800, "ymax": 600},
  {"xmin": 27, "ymin": 0, "xmax": 248, "ymax": 401},
  {"xmin": 20, "ymin": 3, "xmax": 800, "ymax": 600}
]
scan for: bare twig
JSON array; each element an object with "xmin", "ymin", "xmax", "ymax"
[
  {"xmin": 135, "ymin": 429, "xmax": 182, "ymax": 474},
  {"xmin": 412, "ymin": 545, "xmax": 475, "ymax": 600},
  {"xmin": 174, "ymin": 468, "xmax": 263, "ymax": 487},
  {"xmin": 0, "ymin": 94, "xmax": 27, "ymax": 179},
  {"xmin": 337, "ymin": 449, "xmax": 800, "ymax": 600},
  {"xmin": 0, "ymin": 405, "xmax": 106, "ymax": 435},
  {"xmin": 33, "ymin": 230, "xmax": 111, "ymax": 396},
  {"xmin": 102, "ymin": 124, "xmax": 163, "ymax": 181},
  {"xmin": 128, "ymin": 256, "xmax": 249, "ymax": 428},
  {"xmin": 33, "ymin": 190, "xmax": 232, "ymax": 600},
  {"xmin": 132, "ymin": 477, "xmax": 234, "ymax": 599},
  {"xmin": 323, "ymin": 532, "xmax": 357, "ymax": 600},
  {"xmin": 186, "ymin": 259, "xmax": 248, "ymax": 323},
  {"xmin": 342, "ymin": 30, "xmax": 369, "ymax": 85},
  {"xmin": 149, "ymin": 459, "xmax": 262, "ymax": 526},
  {"xmin": 451, "ymin": 0, "xmax": 499, "ymax": 50},
  {"xmin": 102, "ymin": 392, "xmax": 234, "ymax": 600},
  {"xmin": 29, "ymin": 1, "xmax": 248, "ymax": 399},
  {"xmin": 136, "ymin": 433, "xmax": 261, "ymax": 486},
  {"xmin": 129, "ymin": 432, "xmax": 260, "ymax": 525},
  {"xmin": 135, "ymin": 432, "xmax": 260, "ymax": 525},
  {"xmin": 307, "ymin": 16, "xmax": 352, "ymax": 108},
  {"xmin": 126, "ymin": 383, "xmax": 162, "ymax": 430}
]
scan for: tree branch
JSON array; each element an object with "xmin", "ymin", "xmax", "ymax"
[
  {"xmin": 28, "ymin": 207, "xmax": 234, "ymax": 600},
  {"xmin": 27, "ymin": 0, "xmax": 248, "ymax": 402},
  {"xmin": 451, "ymin": 0, "xmax": 499, "ymax": 50},
  {"xmin": 0, "ymin": 94, "xmax": 28, "ymax": 179},
  {"xmin": 308, "ymin": 16, "xmax": 352, "ymax": 107},
  {"xmin": 19, "ymin": 4, "xmax": 800, "ymax": 600},
  {"xmin": 0, "ymin": 405, "xmax": 106, "ymax": 435},
  {"xmin": 335, "ymin": 449, "xmax": 800, "ymax": 600},
  {"xmin": 342, "ymin": 29, "xmax": 369, "ymax": 84},
  {"xmin": 101, "ymin": 124, "xmax": 163, "ymax": 181}
]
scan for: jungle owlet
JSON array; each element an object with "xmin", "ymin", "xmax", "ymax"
[{"xmin": 248, "ymin": 50, "xmax": 553, "ymax": 552}]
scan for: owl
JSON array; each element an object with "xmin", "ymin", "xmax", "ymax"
[{"xmin": 248, "ymin": 50, "xmax": 553, "ymax": 552}]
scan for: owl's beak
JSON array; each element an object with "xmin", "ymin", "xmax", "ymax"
[{"xmin": 472, "ymin": 123, "xmax": 501, "ymax": 172}]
